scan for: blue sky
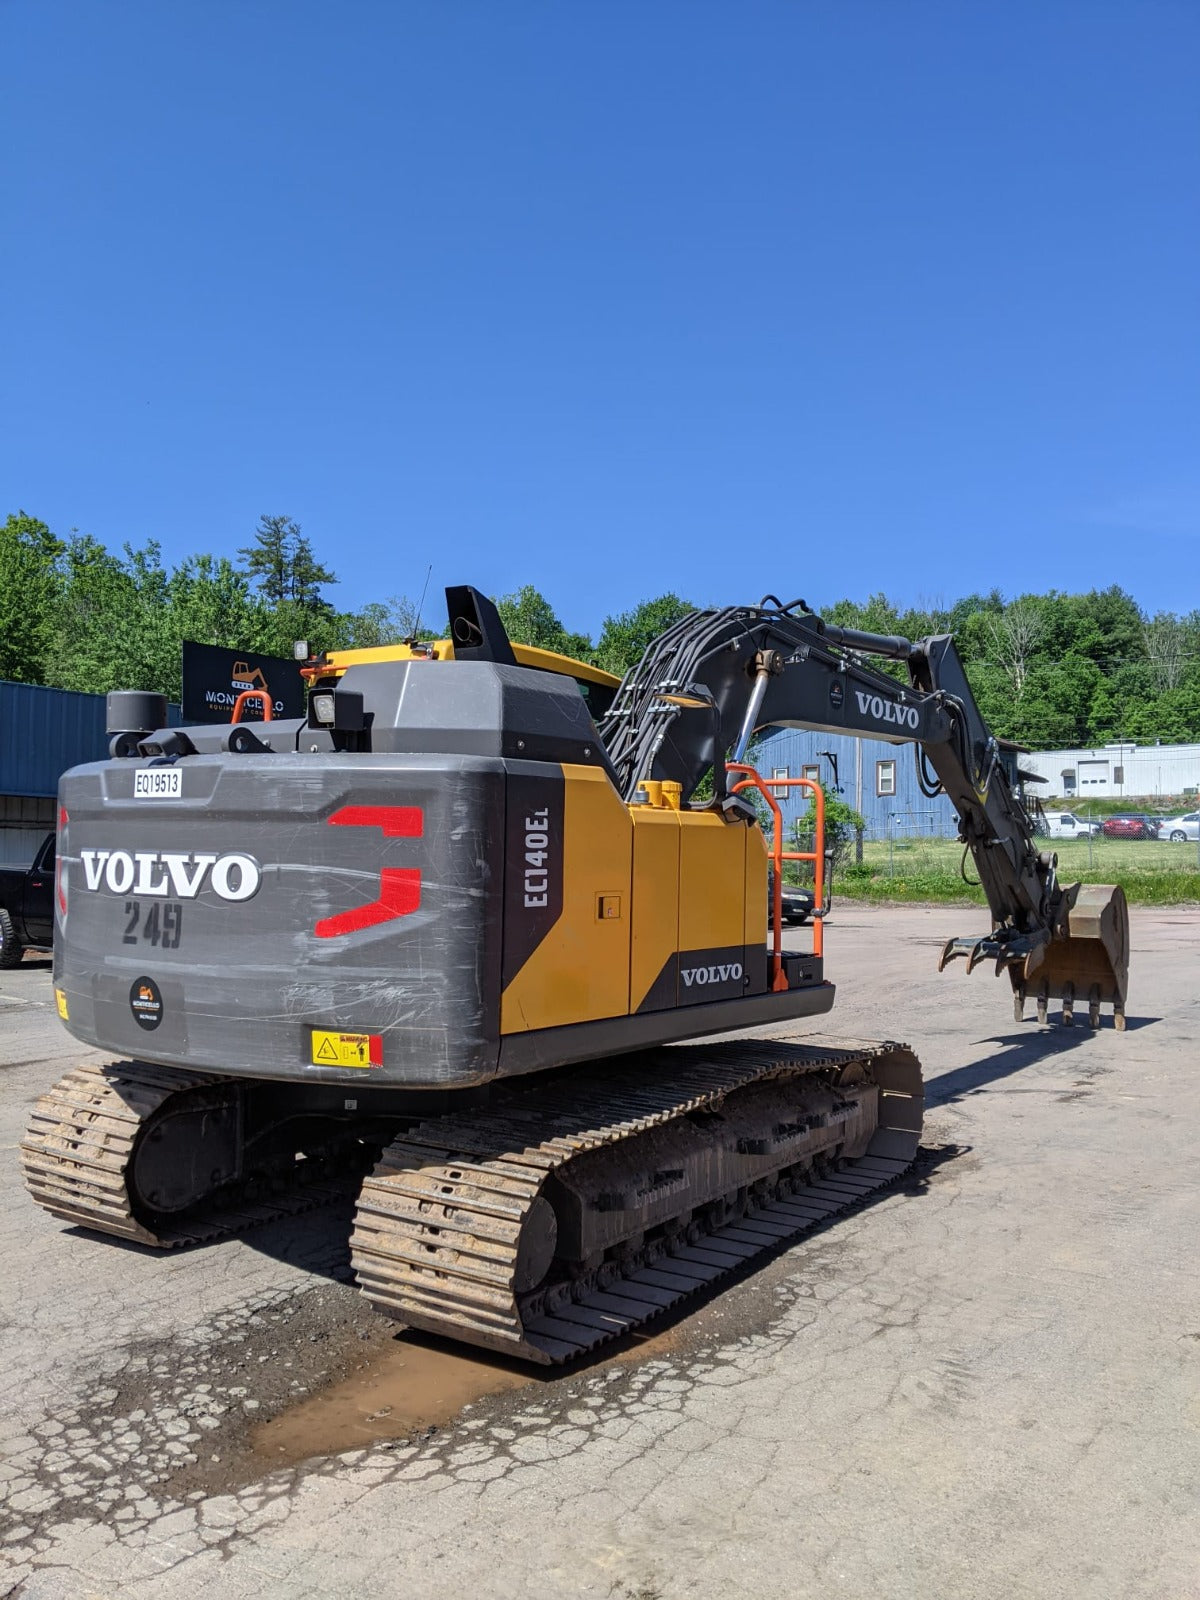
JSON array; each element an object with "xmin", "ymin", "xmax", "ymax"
[{"xmin": 4, "ymin": 1, "xmax": 1198, "ymax": 634}]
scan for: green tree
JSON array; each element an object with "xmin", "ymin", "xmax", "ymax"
[
  {"xmin": 494, "ymin": 585, "xmax": 591, "ymax": 659},
  {"xmin": 238, "ymin": 515, "xmax": 336, "ymax": 609},
  {"xmin": 1015, "ymin": 653, "xmax": 1102, "ymax": 747},
  {"xmin": 594, "ymin": 594, "xmax": 695, "ymax": 677},
  {"xmin": 47, "ymin": 535, "xmax": 146, "ymax": 694},
  {"xmin": 289, "ymin": 533, "xmax": 337, "ymax": 606},
  {"xmin": 338, "ymin": 594, "xmax": 439, "ymax": 649},
  {"xmin": 166, "ymin": 554, "xmax": 264, "ymax": 653},
  {"xmin": 0, "ymin": 512, "xmax": 64, "ymax": 683},
  {"xmin": 238, "ymin": 514, "xmax": 294, "ymax": 605},
  {"xmin": 795, "ymin": 786, "xmax": 866, "ymax": 882}
]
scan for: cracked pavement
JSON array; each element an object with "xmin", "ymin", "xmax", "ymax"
[{"xmin": 2, "ymin": 906, "xmax": 1198, "ymax": 1599}]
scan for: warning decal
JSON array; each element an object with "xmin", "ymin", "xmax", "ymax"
[{"xmin": 310, "ymin": 1029, "xmax": 383, "ymax": 1069}]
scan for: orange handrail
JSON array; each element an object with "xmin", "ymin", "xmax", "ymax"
[
  {"xmin": 230, "ymin": 689, "xmax": 274, "ymax": 724},
  {"xmin": 726, "ymin": 765, "xmax": 825, "ymax": 991}
]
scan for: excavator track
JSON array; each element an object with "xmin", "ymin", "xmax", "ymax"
[
  {"xmin": 351, "ymin": 1035, "xmax": 922, "ymax": 1364},
  {"xmin": 20, "ymin": 1060, "xmax": 358, "ymax": 1247}
]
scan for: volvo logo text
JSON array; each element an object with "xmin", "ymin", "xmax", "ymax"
[
  {"xmin": 79, "ymin": 850, "xmax": 262, "ymax": 902},
  {"xmin": 681, "ymin": 963, "xmax": 743, "ymax": 987},
  {"xmin": 855, "ymin": 691, "xmax": 919, "ymax": 730}
]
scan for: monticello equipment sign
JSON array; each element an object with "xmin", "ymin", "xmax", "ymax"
[{"xmin": 181, "ymin": 642, "xmax": 304, "ymax": 724}]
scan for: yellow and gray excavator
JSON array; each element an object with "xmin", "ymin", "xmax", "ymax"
[{"xmin": 22, "ymin": 587, "xmax": 1128, "ymax": 1364}]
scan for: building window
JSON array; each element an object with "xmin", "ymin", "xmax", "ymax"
[
  {"xmin": 770, "ymin": 766, "xmax": 789, "ymax": 797},
  {"xmin": 876, "ymin": 760, "xmax": 896, "ymax": 797},
  {"xmin": 801, "ymin": 764, "xmax": 821, "ymax": 785},
  {"xmin": 1113, "ymin": 766, "xmax": 1124, "ymax": 785}
]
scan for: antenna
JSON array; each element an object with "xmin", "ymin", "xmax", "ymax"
[{"xmin": 412, "ymin": 563, "xmax": 432, "ymax": 640}]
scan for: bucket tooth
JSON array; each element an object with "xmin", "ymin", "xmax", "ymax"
[
  {"xmin": 1088, "ymin": 985, "xmax": 1101, "ymax": 1030},
  {"xmin": 1061, "ymin": 982, "xmax": 1074, "ymax": 1027}
]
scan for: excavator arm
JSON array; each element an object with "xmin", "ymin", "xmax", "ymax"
[{"xmin": 599, "ymin": 597, "xmax": 1128, "ymax": 1026}]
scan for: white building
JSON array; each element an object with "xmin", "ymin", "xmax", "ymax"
[{"xmin": 1020, "ymin": 742, "xmax": 1200, "ymax": 801}]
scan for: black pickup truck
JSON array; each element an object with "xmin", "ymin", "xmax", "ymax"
[{"xmin": 0, "ymin": 832, "xmax": 55, "ymax": 967}]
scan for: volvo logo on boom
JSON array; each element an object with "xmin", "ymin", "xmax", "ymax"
[
  {"xmin": 79, "ymin": 849, "xmax": 262, "ymax": 902},
  {"xmin": 854, "ymin": 691, "xmax": 919, "ymax": 730}
]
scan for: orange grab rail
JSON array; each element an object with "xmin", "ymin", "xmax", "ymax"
[
  {"xmin": 726, "ymin": 765, "xmax": 825, "ymax": 991},
  {"xmin": 230, "ymin": 689, "xmax": 274, "ymax": 724}
]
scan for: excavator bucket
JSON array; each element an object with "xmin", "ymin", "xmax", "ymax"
[{"xmin": 1013, "ymin": 884, "xmax": 1129, "ymax": 1029}]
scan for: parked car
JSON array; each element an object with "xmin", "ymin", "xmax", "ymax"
[
  {"xmin": 1100, "ymin": 814, "xmax": 1160, "ymax": 841},
  {"xmin": 767, "ymin": 869, "xmax": 816, "ymax": 925},
  {"xmin": 1042, "ymin": 811, "xmax": 1101, "ymax": 840},
  {"xmin": 0, "ymin": 832, "xmax": 55, "ymax": 967},
  {"xmin": 1158, "ymin": 811, "xmax": 1200, "ymax": 843}
]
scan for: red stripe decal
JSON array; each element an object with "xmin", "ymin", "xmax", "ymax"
[
  {"xmin": 327, "ymin": 806, "xmax": 422, "ymax": 838},
  {"xmin": 314, "ymin": 868, "xmax": 421, "ymax": 939},
  {"xmin": 56, "ymin": 806, "xmax": 68, "ymax": 916},
  {"xmin": 314, "ymin": 805, "xmax": 424, "ymax": 939}
]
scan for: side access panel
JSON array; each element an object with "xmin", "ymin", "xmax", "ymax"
[{"xmin": 499, "ymin": 763, "xmax": 633, "ymax": 1033}]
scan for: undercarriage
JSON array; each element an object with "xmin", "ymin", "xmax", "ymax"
[{"xmin": 20, "ymin": 1035, "xmax": 921, "ymax": 1362}]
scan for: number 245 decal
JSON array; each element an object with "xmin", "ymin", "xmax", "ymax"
[{"xmin": 123, "ymin": 900, "xmax": 184, "ymax": 948}]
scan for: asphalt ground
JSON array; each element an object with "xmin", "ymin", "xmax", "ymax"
[{"xmin": 2, "ymin": 904, "xmax": 1197, "ymax": 1600}]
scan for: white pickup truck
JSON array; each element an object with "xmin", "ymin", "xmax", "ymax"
[{"xmin": 1043, "ymin": 811, "xmax": 1101, "ymax": 839}]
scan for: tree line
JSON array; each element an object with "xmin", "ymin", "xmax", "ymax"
[{"xmin": 3, "ymin": 510, "xmax": 1198, "ymax": 749}]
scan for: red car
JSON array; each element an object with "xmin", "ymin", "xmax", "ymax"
[{"xmin": 1101, "ymin": 814, "xmax": 1160, "ymax": 840}]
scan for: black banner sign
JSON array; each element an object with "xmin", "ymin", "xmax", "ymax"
[{"xmin": 181, "ymin": 642, "xmax": 304, "ymax": 724}]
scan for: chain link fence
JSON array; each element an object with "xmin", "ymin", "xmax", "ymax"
[{"xmin": 789, "ymin": 802, "xmax": 1200, "ymax": 900}]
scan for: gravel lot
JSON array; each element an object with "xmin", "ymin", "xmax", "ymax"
[{"xmin": 2, "ymin": 904, "xmax": 1197, "ymax": 1600}]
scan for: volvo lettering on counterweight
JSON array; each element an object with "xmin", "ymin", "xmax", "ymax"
[{"xmin": 79, "ymin": 850, "xmax": 261, "ymax": 902}]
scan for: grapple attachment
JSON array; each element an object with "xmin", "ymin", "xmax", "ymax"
[{"xmin": 940, "ymin": 884, "xmax": 1128, "ymax": 1029}]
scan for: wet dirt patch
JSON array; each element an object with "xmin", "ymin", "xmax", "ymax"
[
  {"xmin": 249, "ymin": 1307, "xmax": 696, "ymax": 1470},
  {"xmin": 250, "ymin": 1333, "xmax": 536, "ymax": 1468},
  {"xmin": 0, "ymin": 1279, "xmax": 394, "ymax": 1554},
  {"xmin": 3, "ymin": 1275, "xmax": 714, "ymax": 1561}
]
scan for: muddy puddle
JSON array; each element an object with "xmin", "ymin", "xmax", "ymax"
[
  {"xmin": 250, "ymin": 1318, "xmax": 691, "ymax": 1470},
  {"xmin": 251, "ymin": 1335, "xmax": 534, "ymax": 1466}
]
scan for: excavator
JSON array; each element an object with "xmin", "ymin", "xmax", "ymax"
[{"xmin": 21, "ymin": 587, "xmax": 1128, "ymax": 1364}]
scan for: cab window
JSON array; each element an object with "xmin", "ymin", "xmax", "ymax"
[{"xmin": 576, "ymin": 678, "xmax": 616, "ymax": 721}]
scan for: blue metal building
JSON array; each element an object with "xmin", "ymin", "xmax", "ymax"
[
  {"xmin": 752, "ymin": 727, "xmax": 959, "ymax": 842},
  {"xmin": 0, "ymin": 682, "xmax": 180, "ymax": 866}
]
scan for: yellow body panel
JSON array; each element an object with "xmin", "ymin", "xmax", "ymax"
[
  {"xmin": 630, "ymin": 807, "xmax": 682, "ymax": 1012},
  {"xmin": 742, "ymin": 824, "xmax": 769, "ymax": 949},
  {"xmin": 679, "ymin": 811, "xmax": 750, "ymax": 956},
  {"xmin": 500, "ymin": 765, "xmax": 632, "ymax": 1033}
]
